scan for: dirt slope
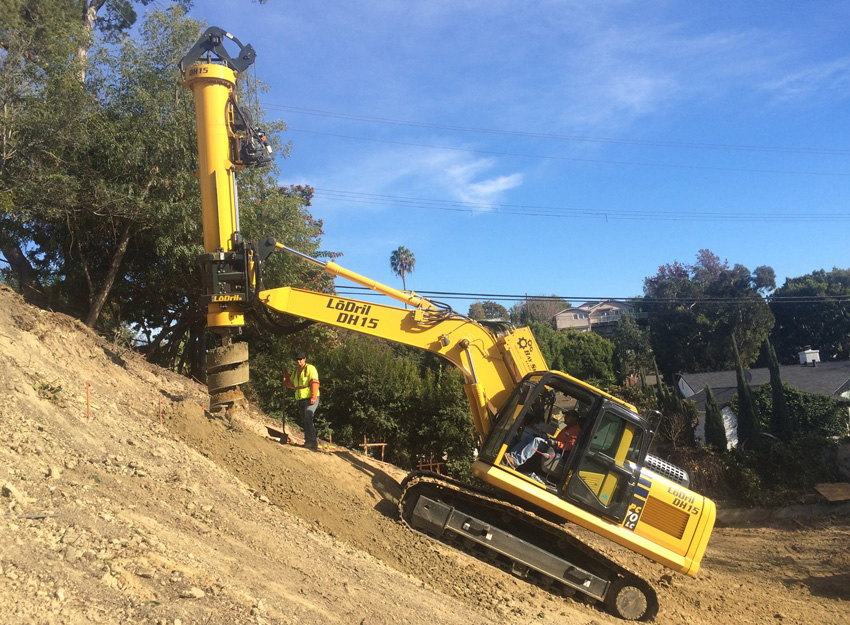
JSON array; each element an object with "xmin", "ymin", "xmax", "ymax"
[{"xmin": 0, "ymin": 284, "xmax": 847, "ymax": 625}]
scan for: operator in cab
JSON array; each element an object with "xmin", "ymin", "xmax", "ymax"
[{"xmin": 503, "ymin": 409, "xmax": 581, "ymax": 472}]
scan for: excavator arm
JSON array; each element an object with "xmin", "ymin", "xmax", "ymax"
[{"xmin": 258, "ymin": 243, "xmax": 546, "ymax": 442}]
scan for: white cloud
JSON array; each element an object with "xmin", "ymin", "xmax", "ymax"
[
  {"xmin": 455, "ymin": 172, "xmax": 523, "ymax": 205},
  {"xmin": 283, "ymin": 142, "xmax": 523, "ymax": 216},
  {"xmin": 421, "ymin": 152, "xmax": 524, "ymax": 207},
  {"xmin": 759, "ymin": 57, "xmax": 850, "ymax": 105},
  {"xmin": 540, "ymin": 25, "xmax": 773, "ymax": 130}
]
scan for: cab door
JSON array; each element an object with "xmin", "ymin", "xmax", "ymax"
[{"xmin": 561, "ymin": 404, "xmax": 648, "ymax": 523}]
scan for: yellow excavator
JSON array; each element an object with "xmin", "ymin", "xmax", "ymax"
[{"xmin": 180, "ymin": 28, "xmax": 715, "ymax": 621}]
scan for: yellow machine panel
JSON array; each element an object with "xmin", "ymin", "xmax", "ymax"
[{"xmin": 473, "ymin": 459, "xmax": 715, "ymax": 577}]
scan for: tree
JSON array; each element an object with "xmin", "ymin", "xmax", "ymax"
[
  {"xmin": 764, "ymin": 338, "xmax": 794, "ymax": 441},
  {"xmin": 508, "ymin": 295, "xmax": 569, "ymax": 325},
  {"xmin": 0, "ymin": 0, "xmax": 85, "ymax": 305},
  {"xmin": 1, "ymin": 6, "xmax": 338, "ymax": 385},
  {"xmin": 468, "ymin": 300, "xmax": 508, "ymax": 321},
  {"xmin": 69, "ymin": 9, "xmax": 204, "ymax": 328},
  {"xmin": 732, "ymin": 337, "xmax": 760, "ymax": 449},
  {"xmin": 0, "ymin": 8, "xmax": 207, "ymax": 328},
  {"xmin": 770, "ymin": 268, "xmax": 850, "ymax": 363},
  {"xmin": 610, "ymin": 312, "xmax": 653, "ymax": 384},
  {"xmin": 643, "ymin": 249, "xmax": 774, "ymax": 377},
  {"xmin": 703, "ymin": 384, "xmax": 728, "ymax": 452},
  {"xmin": 753, "ymin": 265, "xmax": 776, "ymax": 294},
  {"xmin": 529, "ymin": 321, "xmax": 615, "ymax": 387},
  {"xmin": 468, "ymin": 302, "xmax": 486, "ymax": 320},
  {"xmin": 313, "ymin": 334, "xmax": 474, "ymax": 473},
  {"xmin": 652, "ymin": 374, "xmax": 697, "ymax": 449},
  {"xmin": 389, "ymin": 246, "xmax": 415, "ymax": 291},
  {"xmin": 751, "ymin": 383, "xmax": 849, "ymax": 438},
  {"xmin": 75, "ymin": 1, "xmax": 193, "ymax": 82},
  {"xmin": 410, "ymin": 364, "xmax": 476, "ymax": 474}
]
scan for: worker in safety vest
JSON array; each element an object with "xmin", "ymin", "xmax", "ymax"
[{"xmin": 283, "ymin": 351, "xmax": 320, "ymax": 449}]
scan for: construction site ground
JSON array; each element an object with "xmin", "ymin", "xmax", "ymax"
[{"xmin": 1, "ymin": 283, "xmax": 848, "ymax": 625}]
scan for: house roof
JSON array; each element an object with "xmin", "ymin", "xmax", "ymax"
[
  {"xmin": 678, "ymin": 361, "xmax": 850, "ymax": 412},
  {"xmin": 553, "ymin": 300, "xmax": 634, "ymax": 318},
  {"xmin": 576, "ymin": 300, "xmax": 634, "ymax": 312}
]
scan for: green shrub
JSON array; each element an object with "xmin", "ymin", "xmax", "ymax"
[
  {"xmin": 316, "ymin": 334, "xmax": 475, "ymax": 473},
  {"xmin": 750, "ymin": 384, "xmax": 848, "ymax": 437},
  {"xmin": 720, "ymin": 433, "xmax": 841, "ymax": 505}
]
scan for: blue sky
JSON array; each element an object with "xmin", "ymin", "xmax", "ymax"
[{"xmin": 179, "ymin": 1, "xmax": 850, "ymax": 313}]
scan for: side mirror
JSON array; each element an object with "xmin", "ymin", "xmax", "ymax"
[{"xmin": 643, "ymin": 409, "xmax": 663, "ymax": 432}]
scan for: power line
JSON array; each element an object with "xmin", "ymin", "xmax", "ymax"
[
  {"xmin": 334, "ymin": 284, "xmax": 850, "ymax": 306},
  {"xmin": 264, "ymin": 104, "xmax": 850, "ymax": 157},
  {"xmin": 314, "ymin": 188, "xmax": 850, "ymax": 223},
  {"xmin": 287, "ymin": 128, "xmax": 850, "ymax": 178}
]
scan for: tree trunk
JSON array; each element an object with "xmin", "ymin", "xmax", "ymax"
[
  {"xmin": 401, "ymin": 271, "xmax": 407, "ymax": 307},
  {"xmin": 84, "ymin": 218, "xmax": 132, "ymax": 328},
  {"xmin": 188, "ymin": 317, "xmax": 206, "ymax": 382},
  {"xmin": 1, "ymin": 241, "xmax": 45, "ymax": 305},
  {"xmin": 75, "ymin": 1, "xmax": 106, "ymax": 83}
]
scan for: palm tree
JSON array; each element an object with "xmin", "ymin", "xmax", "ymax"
[{"xmin": 389, "ymin": 246, "xmax": 416, "ymax": 291}]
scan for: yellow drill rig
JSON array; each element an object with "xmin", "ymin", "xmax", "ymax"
[
  {"xmin": 179, "ymin": 27, "xmax": 273, "ymax": 413},
  {"xmin": 180, "ymin": 27, "xmax": 715, "ymax": 621}
]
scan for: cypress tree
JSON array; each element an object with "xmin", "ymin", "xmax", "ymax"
[
  {"xmin": 639, "ymin": 369, "xmax": 650, "ymax": 402},
  {"xmin": 704, "ymin": 384, "xmax": 728, "ymax": 452},
  {"xmin": 765, "ymin": 339, "xmax": 794, "ymax": 441},
  {"xmin": 653, "ymin": 361, "xmax": 664, "ymax": 401},
  {"xmin": 733, "ymin": 337, "xmax": 760, "ymax": 449}
]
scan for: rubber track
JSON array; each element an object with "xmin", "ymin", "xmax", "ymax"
[{"xmin": 398, "ymin": 471, "xmax": 659, "ymax": 621}]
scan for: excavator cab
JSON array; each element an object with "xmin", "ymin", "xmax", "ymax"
[
  {"xmin": 561, "ymin": 401, "xmax": 650, "ymax": 523},
  {"xmin": 480, "ymin": 371, "xmax": 650, "ymax": 524}
]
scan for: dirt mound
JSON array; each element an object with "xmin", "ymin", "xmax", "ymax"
[{"xmin": 1, "ymin": 283, "xmax": 848, "ymax": 625}]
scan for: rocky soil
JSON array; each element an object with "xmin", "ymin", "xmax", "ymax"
[{"xmin": 1, "ymin": 283, "xmax": 848, "ymax": 625}]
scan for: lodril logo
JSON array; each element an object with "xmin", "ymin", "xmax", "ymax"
[
  {"xmin": 326, "ymin": 298, "xmax": 379, "ymax": 329},
  {"xmin": 668, "ymin": 486, "xmax": 700, "ymax": 515},
  {"xmin": 212, "ymin": 294, "xmax": 243, "ymax": 302}
]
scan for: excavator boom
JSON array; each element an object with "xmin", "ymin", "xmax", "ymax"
[{"xmin": 260, "ymin": 243, "xmax": 546, "ymax": 440}]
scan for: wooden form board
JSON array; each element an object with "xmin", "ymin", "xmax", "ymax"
[{"xmin": 814, "ymin": 482, "xmax": 850, "ymax": 502}]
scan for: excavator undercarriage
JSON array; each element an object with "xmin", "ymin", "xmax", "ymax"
[{"xmin": 400, "ymin": 473, "xmax": 658, "ymax": 621}]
